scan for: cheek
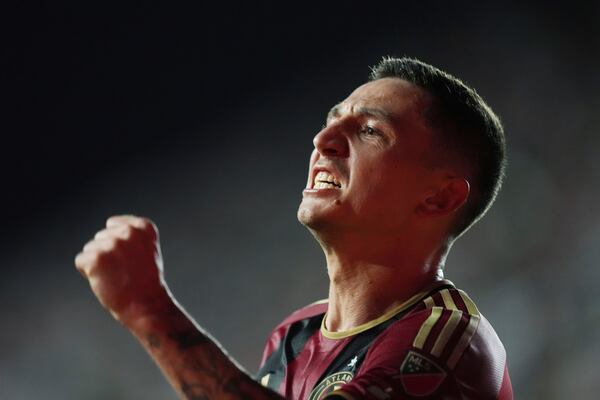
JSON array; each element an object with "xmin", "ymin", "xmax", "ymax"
[
  {"xmin": 348, "ymin": 162, "xmax": 393, "ymax": 212},
  {"xmin": 362, "ymin": 162, "xmax": 420, "ymax": 208}
]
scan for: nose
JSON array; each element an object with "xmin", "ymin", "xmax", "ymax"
[{"xmin": 313, "ymin": 124, "xmax": 349, "ymax": 158}]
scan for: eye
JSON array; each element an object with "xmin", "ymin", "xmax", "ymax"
[{"xmin": 360, "ymin": 125, "xmax": 380, "ymax": 137}]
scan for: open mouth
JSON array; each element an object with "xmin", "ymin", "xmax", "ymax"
[{"xmin": 313, "ymin": 170, "xmax": 341, "ymax": 189}]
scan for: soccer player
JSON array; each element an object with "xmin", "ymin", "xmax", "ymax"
[{"xmin": 75, "ymin": 57, "xmax": 513, "ymax": 399}]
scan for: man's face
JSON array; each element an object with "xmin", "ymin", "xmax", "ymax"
[{"xmin": 297, "ymin": 78, "xmax": 437, "ymax": 235}]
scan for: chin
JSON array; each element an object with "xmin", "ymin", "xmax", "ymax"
[
  {"xmin": 297, "ymin": 203, "xmax": 339, "ymax": 234},
  {"xmin": 297, "ymin": 204, "xmax": 315, "ymax": 227},
  {"xmin": 297, "ymin": 203, "xmax": 325, "ymax": 229}
]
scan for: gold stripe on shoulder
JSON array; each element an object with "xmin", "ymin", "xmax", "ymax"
[
  {"xmin": 430, "ymin": 310, "xmax": 463, "ymax": 357},
  {"xmin": 440, "ymin": 289, "xmax": 458, "ymax": 310},
  {"xmin": 423, "ymin": 296, "xmax": 435, "ymax": 309},
  {"xmin": 413, "ymin": 307, "xmax": 443, "ymax": 349},
  {"xmin": 457, "ymin": 290, "xmax": 480, "ymax": 316},
  {"xmin": 447, "ymin": 315, "xmax": 480, "ymax": 368}
]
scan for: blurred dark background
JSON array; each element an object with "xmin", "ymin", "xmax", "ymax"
[{"xmin": 2, "ymin": 1, "xmax": 599, "ymax": 399}]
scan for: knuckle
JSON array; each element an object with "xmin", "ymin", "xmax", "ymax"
[
  {"xmin": 121, "ymin": 231, "xmax": 132, "ymax": 242},
  {"xmin": 82, "ymin": 240, "xmax": 95, "ymax": 252},
  {"xmin": 121, "ymin": 224, "xmax": 134, "ymax": 240},
  {"xmin": 86, "ymin": 251, "xmax": 101, "ymax": 267},
  {"xmin": 106, "ymin": 216, "xmax": 119, "ymax": 227}
]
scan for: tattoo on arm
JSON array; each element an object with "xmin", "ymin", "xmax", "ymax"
[
  {"xmin": 147, "ymin": 333, "xmax": 161, "ymax": 349},
  {"xmin": 181, "ymin": 379, "xmax": 209, "ymax": 400},
  {"xmin": 169, "ymin": 329, "xmax": 210, "ymax": 350},
  {"xmin": 140, "ymin": 312, "xmax": 282, "ymax": 400}
]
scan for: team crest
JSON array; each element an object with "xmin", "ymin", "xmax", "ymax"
[
  {"xmin": 399, "ymin": 351, "xmax": 446, "ymax": 396},
  {"xmin": 308, "ymin": 371, "xmax": 354, "ymax": 400}
]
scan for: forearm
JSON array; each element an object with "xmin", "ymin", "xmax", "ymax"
[{"xmin": 126, "ymin": 296, "xmax": 282, "ymax": 400}]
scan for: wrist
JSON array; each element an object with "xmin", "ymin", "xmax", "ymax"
[{"xmin": 116, "ymin": 287, "xmax": 180, "ymax": 330}]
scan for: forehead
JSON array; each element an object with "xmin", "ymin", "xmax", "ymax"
[{"xmin": 335, "ymin": 78, "xmax": 429, "ymax": 119}]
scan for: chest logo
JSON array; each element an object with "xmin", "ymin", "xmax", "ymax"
[{"xmin": 308, "ymin": 371, "xmax": 354, "ymax": 400}]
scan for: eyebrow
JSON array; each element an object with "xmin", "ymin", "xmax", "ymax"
[{"xmin": 326, "ymin": 104, "xmax": 394, "ymax": 123}]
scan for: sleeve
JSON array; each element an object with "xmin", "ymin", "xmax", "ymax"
[
  {"xmin": 255, "ymin": 323, "xmax": 285, "ymax": 387},
  {"xmin": 256, "ymin": 301, "xmax": 329, "ymax": 391},
  {"xmin": 325, "ymin": 306, "xmax": 512, "ymax": 400}
]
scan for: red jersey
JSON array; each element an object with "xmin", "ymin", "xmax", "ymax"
[{"xmin": 257, "ymin": 280, "xmax": 512, "ymax": 400}]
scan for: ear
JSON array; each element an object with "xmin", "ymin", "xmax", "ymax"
[{"xmin": 418, "ymin": 178, "xmax": 470, "ymax": 216}]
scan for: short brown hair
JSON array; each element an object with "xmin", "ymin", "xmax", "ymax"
[{"xmin": 370, "ymin": 56, "xmax": 507, "ymax": 238}]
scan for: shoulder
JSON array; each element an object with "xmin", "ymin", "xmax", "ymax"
[
  {"xmin": 342, "ymin": 286, "xmax": 511, "ymax": 398},
  {"xmin": 407, "ymin": 286, "xmax": 486, "ymax": 368},
  {"xmin": 359, "ymin": 286, "xmax": 484, "ymax": 367},
  {"xmin": 373, "ymin": 286, "xmax": 506, "ymax": 371}
]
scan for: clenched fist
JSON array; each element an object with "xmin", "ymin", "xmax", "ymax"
[{"xmin": 75, "ymin": 215, "xmax": 171, "ymax": 324}]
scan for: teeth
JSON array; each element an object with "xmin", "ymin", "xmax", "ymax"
[
  {"xmin": 313, "ymin": 170, "xmax": 341, "ymax": 189},
  {"xmin": 314, "ymin": 181, "xmax": 338, "ymax": 189}
]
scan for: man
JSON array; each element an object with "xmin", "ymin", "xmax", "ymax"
[{"xmin": 75, "ymin": 57, "xmax": 513, "ymax": 399}]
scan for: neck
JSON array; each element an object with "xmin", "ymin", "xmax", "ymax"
[{"xmin": 315, "ymin": 229, "xmax": 447, "ymax": 332}]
